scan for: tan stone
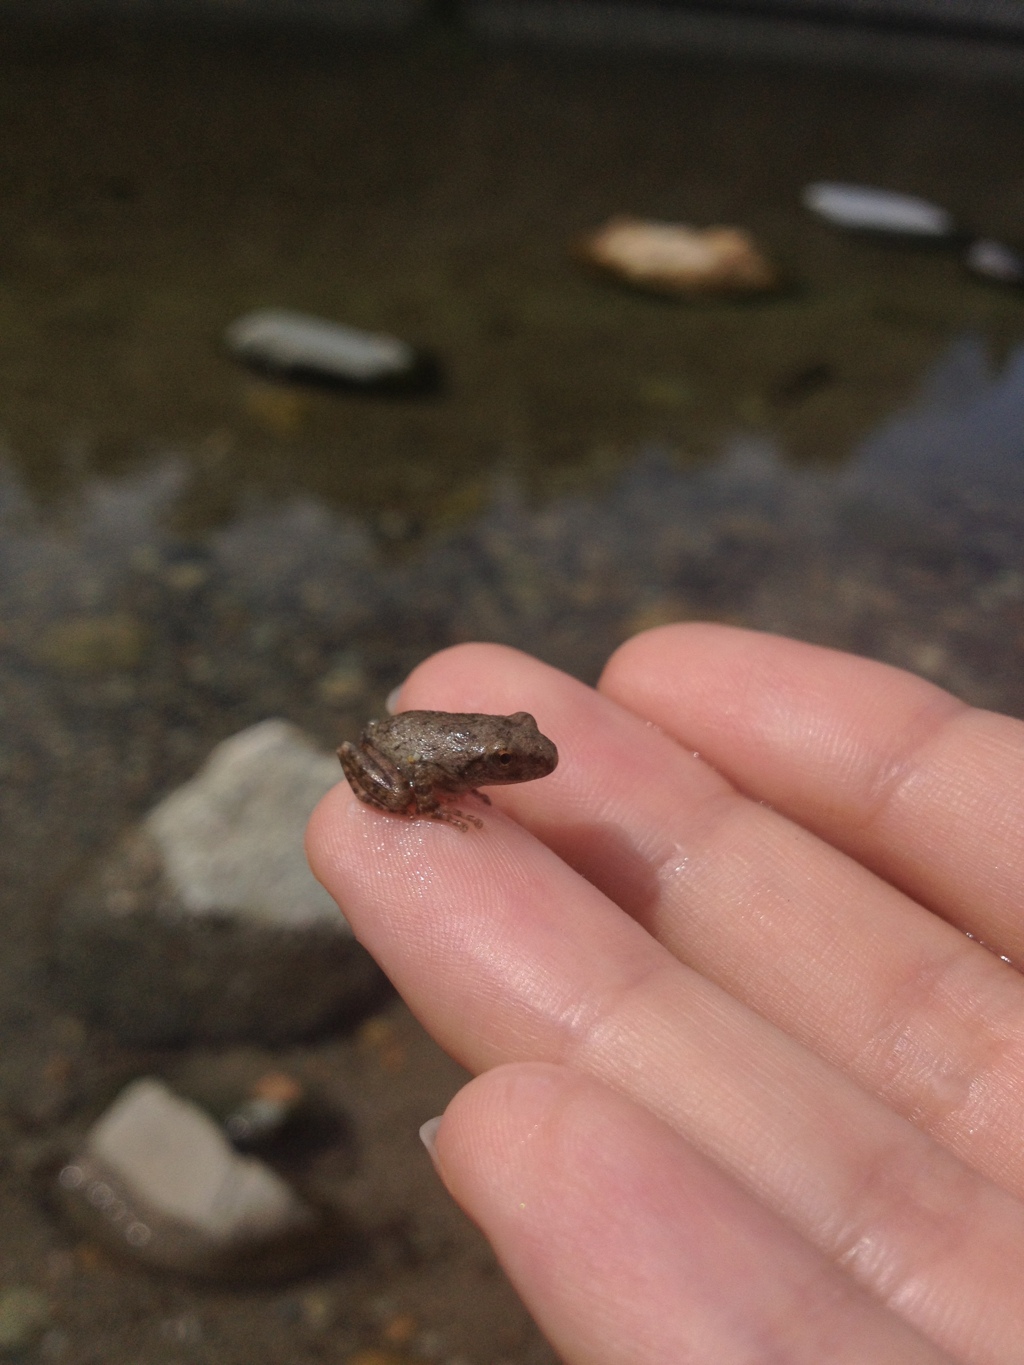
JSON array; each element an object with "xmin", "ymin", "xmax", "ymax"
[{"xmin": 578, "ymin": 216, "xmax": 778, "ymax": 295}]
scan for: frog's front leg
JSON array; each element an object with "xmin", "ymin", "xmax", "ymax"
[
  {"xmin": 338, "ymin": 740, "xmax": 415, "ymax": 814},
  {"xmin": 433, "ymin": 807, "xmax": 479, "ymax": 831},
  {"xmin": 411, "ymin": 781, "xmax": 482, "ymax": 830}
]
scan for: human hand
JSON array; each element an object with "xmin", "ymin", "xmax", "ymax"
[{"xmin": 306, "ymin": 624, "xmax": 1024, "ymax": 1365}]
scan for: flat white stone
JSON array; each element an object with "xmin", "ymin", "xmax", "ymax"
[
  {"xmin": 146, "ymin": 719, "xmax": 342, "ymax": 929},
  {"xmin": 85, "ymin": 1078, "xmax": 313, "ymax": 1246},
  {"xmin": 225, "ymin": 309, "xmax": 416, "ymax": 383},
  {"xmin": 803, "ymin": 182, "xmax": 955, "ymax": 237}
]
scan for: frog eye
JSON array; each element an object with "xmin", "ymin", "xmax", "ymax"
[{"xmin": 497, "ymin": 751, "xmax": 513, "ymax": 764}]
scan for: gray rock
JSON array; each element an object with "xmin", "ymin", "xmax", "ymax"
[
  {"xmin": 57, "ymin": 1079, "xmax": 345, "ymax": 1281},
  {"xmin": 54, "ymin": 721, "xmax": 384, "ymax": 1044},
  {"xmin": 224, "ymin": 309, "xmax": 424, "ymax": 389},
  {"xmin": 146, "ymin": 718, "xmax": 343, "ymax": 929}
]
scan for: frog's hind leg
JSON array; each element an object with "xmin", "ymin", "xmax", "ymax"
[{"xmin": 337, "ymin": 741, "xmax": 414, "ymax": 814}]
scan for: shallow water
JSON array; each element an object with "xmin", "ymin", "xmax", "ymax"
[{"xmin": 1, "ymin": 16, "xmax": 1023, "ymax": 1365}]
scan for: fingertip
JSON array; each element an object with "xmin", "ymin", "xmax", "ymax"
[
  {"xmin": 439, "ymin": 1062, "xmax": 575, "ymax": 1163},
  {"xmin": 429, "ymin": 1063, "xmax": 600, "ymax": 1235}
]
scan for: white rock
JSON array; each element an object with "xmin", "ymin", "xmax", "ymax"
[
  {"xmin": 55, "ymin": 722, "xmax": 384, "ymax": 1044},
  {"xmin": 147, "ymin": 719, "xmax": 342, "ymax": 929},
  {"xmin": 802, "ymin": 182, "xmax": 955, "ymax": 237},
  {"xmin": 58, "ymin": 1079, "xmax": 339, "ymax": 1279},
  {"xmin": 88, "ymin": 1078, "xmax": 311, "ymax": 1242},
  {"xmin": 225, "ymin": 309, "xmax": 417, "ymax": 386}
]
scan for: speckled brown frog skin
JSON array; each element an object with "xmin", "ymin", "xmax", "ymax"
[{"xmin": 338, "ymin": 710, "xmax": 558, "ymax": 830}]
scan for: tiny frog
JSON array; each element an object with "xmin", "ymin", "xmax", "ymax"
[{"xmin": 338, "ymin": 710, "xmax": 558, "ymax": 830}]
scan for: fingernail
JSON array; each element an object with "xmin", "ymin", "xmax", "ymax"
[
  {"xmin": 419, "ymin": 1115, "xmax": 442, "ymax": 1161},
  {"xmin": 385, "ymin": 685, "xmax": 404, "ymax": 714}
]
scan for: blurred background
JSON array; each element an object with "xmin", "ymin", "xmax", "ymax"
[{"xmin": 1, "ymin": 2, "xmax": 1023, "ymax": 1363}]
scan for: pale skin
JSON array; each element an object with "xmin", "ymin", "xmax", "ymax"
[{"xmin": 305, "ymin": 623, "xmax": 1024, "ymax": 1365}]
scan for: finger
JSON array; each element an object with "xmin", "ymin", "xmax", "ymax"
[
  {"xmin": 430, "ymin": 1064, "xmax": 955, "ymax": 1365},
  {"xmin": 600, "ymin": 622, "xmax": 1024, "ymax": 962},
  {"xmin": 390, "ymin": 643, "xmax": 1024, "ymax": 1201},
  {"xmin": 307, "ymin": 765, "xmax": 1024, "ymax": 1365}
]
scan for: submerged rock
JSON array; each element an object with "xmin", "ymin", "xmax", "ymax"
[
  {"xmin": 57, "ymin": 1079, "xmax": 344, "ymax": 1280},
  {"xmin": 54, "ymin": 720, "xmax": 385, "ymax": 1045},
  {"xmin": 964, "ymin": 237, "xmax": 1024, "ymax": 284},
  {"xmin": 802, "ymin": 182, "xmax": 955, "ymax": 237},
  {"xmin": 224, "ymin": 309, "xmax": 435, "ymax": 392},
  {"xmin": 578, "ymin": 217, "xmax": 779, "ymax": 296}
]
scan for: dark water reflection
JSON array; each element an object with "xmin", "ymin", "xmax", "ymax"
[{"xmin": 846, "ymin": 332, "xmax": 1024, "ymax": 537}]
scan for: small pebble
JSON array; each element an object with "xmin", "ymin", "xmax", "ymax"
[
  {"xmin": 964, "ymin": 237, "xmax": 1024, "ymax": 284},
  {"xmin": 0, "ymin": 1287, "xmax": 51, "ymax": 1356},
  {"xmin": 163, "ymin": 562, "xmax": 209, "ymax": 593},
  {"xmin": 382, "ymin": 1313, "xmax": 417, "ymax": 1345},
  {"xmin": 297, "ymin": 1290, "xmax": 336, "ymax": 1332},
  {"xmin": 241, "ymin": 379, "xmax": 311, "ymax": 434},
  {"xmin": 358, "ymin": 1017, "xmax": 406, "ymax": 1073},
  {"xmin": 636, "ymin": 374, "xmax": 693, "ymax": 409},
  {"xmin": 43, "ymin": 1253, "xmax": 74, "ymax": 1285},
  {"xmin": 368, "ymin": 1294, "xmax": 401, "ymax": 1324},
  {"xmin": 415, "ymin": 1330, "xmax": 445, "ymax": 1359},
  {"xmin": 224, "ymin": 1072, "xmax": 304, "ymax": 1145},
  {"xmin": 318, "ymin": 653, "xmax": 368, "ymax": 708},
  {"xmin": 38, "ymin": 1329, "xmax": 69, "ymax": 1361},
  {"xmin": 35, "ymin": 615, "xmax": 148, "ymax": 673},
  {"xmin": 344, "ymin": 1352, "xmax": 408, "ymax": 1365},
  {"xmin": 158, "ymin": 1316, "xmax": 202, "ymax": 1346}
]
